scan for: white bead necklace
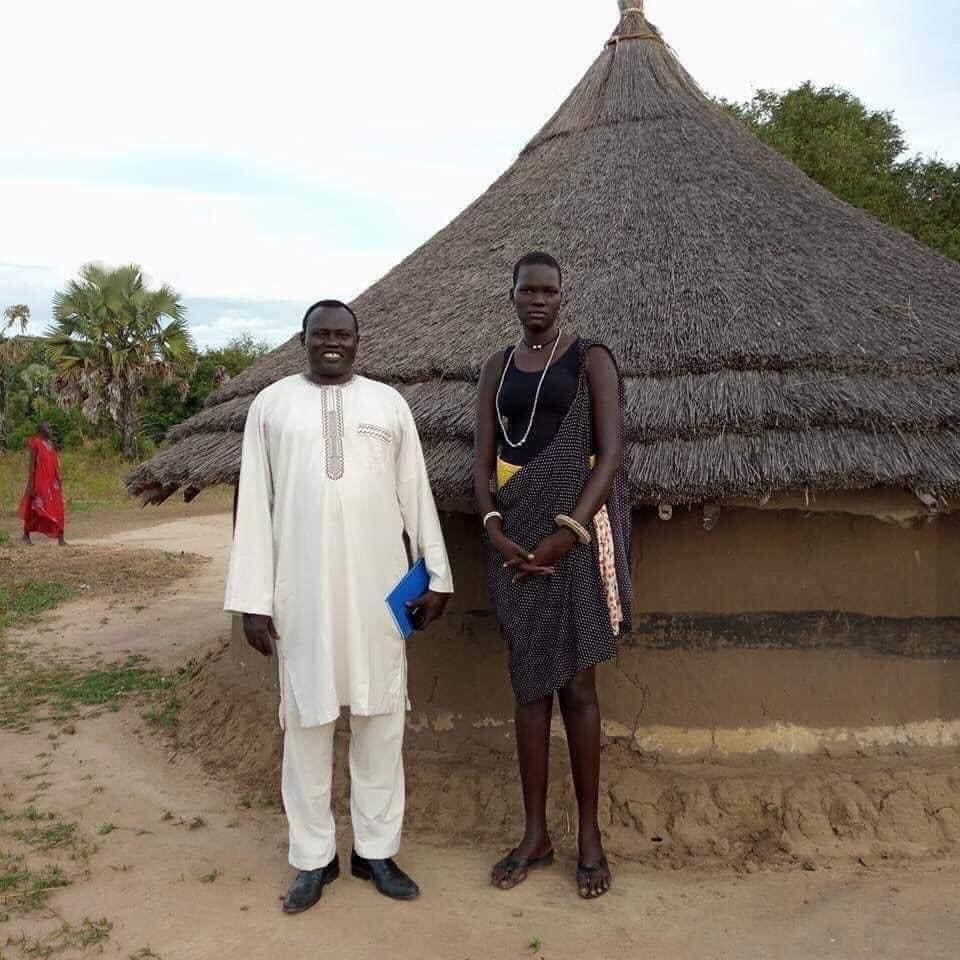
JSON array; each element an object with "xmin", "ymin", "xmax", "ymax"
[{"xmin": 495, "ymin": 330, "xmax": 564, "ymax": 449}]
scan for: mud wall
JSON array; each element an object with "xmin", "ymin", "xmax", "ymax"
[
  {"xmin": 173, "ymin": 501, "xmax": 960, "ymax": 857},
  {"xmin": 409, "ymin": 506, "xmax": 960, "ymax": 757},
  {"xmin": 208, "ymin": 504, "xmax": 960, "ymax": 760}
]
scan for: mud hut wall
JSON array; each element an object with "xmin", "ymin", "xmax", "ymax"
[
  {"xmin": 220, "ymin": 506, "xmax": 960, "ymax": 758},
  {"xmin": 401, "ymin": 508, "xmax": 960, "ymax": 756}
]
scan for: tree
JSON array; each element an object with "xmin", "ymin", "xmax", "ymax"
[
  {"xmin": 18, "ymin": 362, "xmax": 57, "ymax": 417},
  {"xmin": 721, "ymin": 83, "xmax": 960, "ymax": 262},
  {"xmin": 1, "ymin": 304, "xmax": 31, "ymax": 450},
  {"xmin": 139, "ymin": 333, "xmax": 271, "ymax": 444},
  {"xmin": 47, "ymin": 264, "xmax": 197, "ymax": 459}
]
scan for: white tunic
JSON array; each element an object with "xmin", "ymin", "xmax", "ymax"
[{"xmin": 224, "ymin": 374, "xmax": 453, "ymax": 727}]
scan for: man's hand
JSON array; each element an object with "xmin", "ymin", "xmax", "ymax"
[
  {"xmin": 242, "ymin": 613, "xmax": 277, "ymax": 657},
  {"xmin": 406, "ymin": 590, "xmax": 450, "ymax": 631}
]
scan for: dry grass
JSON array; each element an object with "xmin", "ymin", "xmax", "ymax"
[
  {"xmin": 0, "ymin": 545, "xmax": 205, "ymax": 624},
  {"xmin": 0, "ymin": 544, "xmax": 206, "ymax": 732}
]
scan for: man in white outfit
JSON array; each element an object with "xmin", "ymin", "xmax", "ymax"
[{"xmin": 225, "ymin": 299, "xmax": 453, "ymax": 913}]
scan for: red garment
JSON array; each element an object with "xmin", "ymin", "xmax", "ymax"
[{"xmin": 19, "ymin": 436, "xmax": 66, "ymax": 538}]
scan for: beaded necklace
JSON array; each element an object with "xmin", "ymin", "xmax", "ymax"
[{"xmin": 495, "ymin": 330, "xmax": 564, "ymax": 449}]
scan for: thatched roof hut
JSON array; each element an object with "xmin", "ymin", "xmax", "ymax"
[{"xmin": 128, "ymin": 0, "xmax": 960, "ymax": 509}]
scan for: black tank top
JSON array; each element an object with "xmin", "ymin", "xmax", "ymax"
[{"xmin": 497, "ymin": 338, "xmax": 582, "ymax": 467}]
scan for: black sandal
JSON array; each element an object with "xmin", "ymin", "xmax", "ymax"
[
  {"xmin": 577, "ymin": 856, "xmax": 611, "ymax": 899},
  {"xmin": 491, "ymin": 848, "xmax": 555, "ymax": 889}
]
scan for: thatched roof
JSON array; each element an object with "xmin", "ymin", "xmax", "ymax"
[{"xmin": 129, "ymin": 1, "xmax": 960, "ymax": 509}]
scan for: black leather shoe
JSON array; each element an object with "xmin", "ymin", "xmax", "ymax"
[
  {"xmin": 351, "ymin": 849, "xmax": 420, "ymax": 900},
  {"xmin": 282, "ymin": 855, "xmax": 340, "ymax": 914}
]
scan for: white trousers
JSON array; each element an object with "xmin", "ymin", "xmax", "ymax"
[{"xmin": 282, "ymin": 705, "xmax": 407, "ymax": 870}]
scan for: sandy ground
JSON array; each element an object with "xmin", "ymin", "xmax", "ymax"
[{"xmin": 2, "ymin": 513, "xmax": 959, "ymax": 959}]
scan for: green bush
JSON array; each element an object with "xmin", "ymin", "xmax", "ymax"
[{"xmin": 9, "ymin": 406, "xmax": 90, "ymax": 451}]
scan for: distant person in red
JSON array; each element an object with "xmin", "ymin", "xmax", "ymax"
[{"xmin": 20, "ymin": 423, "xmax": 67, "ymax": 546}]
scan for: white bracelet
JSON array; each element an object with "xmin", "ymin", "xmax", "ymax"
[
  {"xmin": 482, "ymin": 510, "xmax": 503, "ymax": 529},
  {"xmin": 555, "ymin": 514, "xmax": 591, "ymax": 544}
]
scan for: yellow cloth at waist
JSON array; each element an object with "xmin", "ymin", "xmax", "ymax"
[{"xmin": 496, "ymin": 455, "xmax": 596, "ymax": 490}]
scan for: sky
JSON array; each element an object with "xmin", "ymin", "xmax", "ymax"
[{"xmin": 2, "ymin": 0, "xmax": 958, "ymax": 348}]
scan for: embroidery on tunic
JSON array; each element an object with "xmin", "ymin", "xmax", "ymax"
[
  {"xmin": 321, "ymin": 387, "xmax": 344, "ymax": 480},
  {"xmin": 358, "ymin": 423, "xmax": 392, "ymax": 444}
]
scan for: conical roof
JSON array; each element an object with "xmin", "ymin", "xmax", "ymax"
[{"xmin": 129, "ymin": 1, "xmax": 960, "ymax": 507}]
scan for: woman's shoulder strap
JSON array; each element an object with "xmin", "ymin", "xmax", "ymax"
[{"xmin": 578, "ymin": 338, "xmax": 618, "ymax": 365}]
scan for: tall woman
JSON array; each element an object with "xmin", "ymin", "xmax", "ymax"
[{"xmin": 473, "ymin": 252, "xmax": 632, "ymax": 899}]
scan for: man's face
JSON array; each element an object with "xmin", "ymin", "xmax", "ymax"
[
  {"xmin": 300, "ymin": 307, "xmax": 358, "ymax": 380},
  {"xmin": 511, "ymin": 264, "xmax": 562, "ymax": 335}
]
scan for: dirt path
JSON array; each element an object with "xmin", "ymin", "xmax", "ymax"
[{"xmin": 2, "ymin": 515, "xmax": 959, "ymax": 959}]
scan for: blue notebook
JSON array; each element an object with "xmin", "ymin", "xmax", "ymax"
[{"xmin": 386, "ymin": 557, "xmax": 430, "ymax": 640}]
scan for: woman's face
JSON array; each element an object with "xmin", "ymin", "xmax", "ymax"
[{"xmin": 511, "ymin": 264, "xmax": 562, "ymax": 336}]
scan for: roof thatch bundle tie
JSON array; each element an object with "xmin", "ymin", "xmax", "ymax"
[{"xmin": 607, "ymin": 32, "xmax": 664, "ymax": 46}]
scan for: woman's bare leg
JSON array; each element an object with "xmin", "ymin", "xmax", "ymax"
[
  {"xmin": 558, "ymin": 666, "xmax": 611, "ymax": 898},
  {"xmin": 491, "ymin": 694, "xmax": 554, "ymax": 888}
]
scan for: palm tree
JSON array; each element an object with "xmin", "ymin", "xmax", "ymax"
[
  {"xmin": 48, "ymin": 264, "xmax": 196, "ymax": 459},
  {"xmin": 1, "ymin": 304, "xmax": 31, "ymax": 450}
]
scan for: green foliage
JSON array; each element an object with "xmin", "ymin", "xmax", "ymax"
[
  {"xmin": 47, "ymin": 263, "xmax": 197, "ymax": 459},
  {"xmin": 3, "ymin": 310, "xmax": 269, "ymax": 454},
  {"xmin": 1, "ymin": 305, "xmax": 33, "ymax": 450},
  {"xmin": 139, "ymin": 333, "xmax": 270, "ymax": 444},
  {"xmin": 721, "ymin": 83, "xmax": 960, "ymax": 262},
  {"xmin": 8, "ymin": 403, "xmax": 92, "ymax": 452}
]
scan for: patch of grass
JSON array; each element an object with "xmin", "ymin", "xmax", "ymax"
[
  {"xmin": 188, "ymin": 817, "xmax": 205, "ymax": 831},
  {"xmin": 6, "ymin": 915, "xmax": 112, "ymax": 956},
  {"xmin": 528, "ymin": 938, "xmax": 543, "ymax": 953},
  {"xmin": 13, "ymin": 822, "xmax": 76, "ymax": 852},
  {"xmin": 142, "ymin": 693, "xmax": 180, "ymax": 730},
  {"xmin": 0, "ymin": 542, "xmax": 203, "ymax": 732},
  {"xmin": 97, "ymin": 824, "xmax": 117, "ymax": 836},
  {"xmin": 0, "ymin": 861, "xmax": 71, "ymax": 913},
  {"xmin": 0, "ymin": 581, "xmax": 75, "ymax": 631},
  {"xmin": 199, "ymin": 869, "xmax": 220, "ymax": 884},
  {"xmin": 129, "ymin": 948, "xmax": 160, "ymax": 959},
  {"xmin": 40, "ymin": 657, "xmax": 172, "ymax": 707},
  {"xmin": 0, "ymin": 655, "xmax": 176, "ymax": 731}
]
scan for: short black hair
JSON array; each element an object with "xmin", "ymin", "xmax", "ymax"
[
  {"xmin": 512, "ymin": 251, "xmax": 562, "ymax": 288},
  {"xmin": 301, "ymin": 299, "xmax": 359, "ymax": 334}
]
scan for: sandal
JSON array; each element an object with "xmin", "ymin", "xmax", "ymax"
[
  {"xmin": 577, "ymin": 856, "xmax": 612, "ymax": 899},
  {"xmin": 491, "ymin": 848, "xmax": 555, "ymax": 890}
]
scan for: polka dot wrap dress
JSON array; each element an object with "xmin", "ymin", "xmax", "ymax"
[{"xmin": 486, "ymin": 339, "xmax": 633, "ymax": 704}]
